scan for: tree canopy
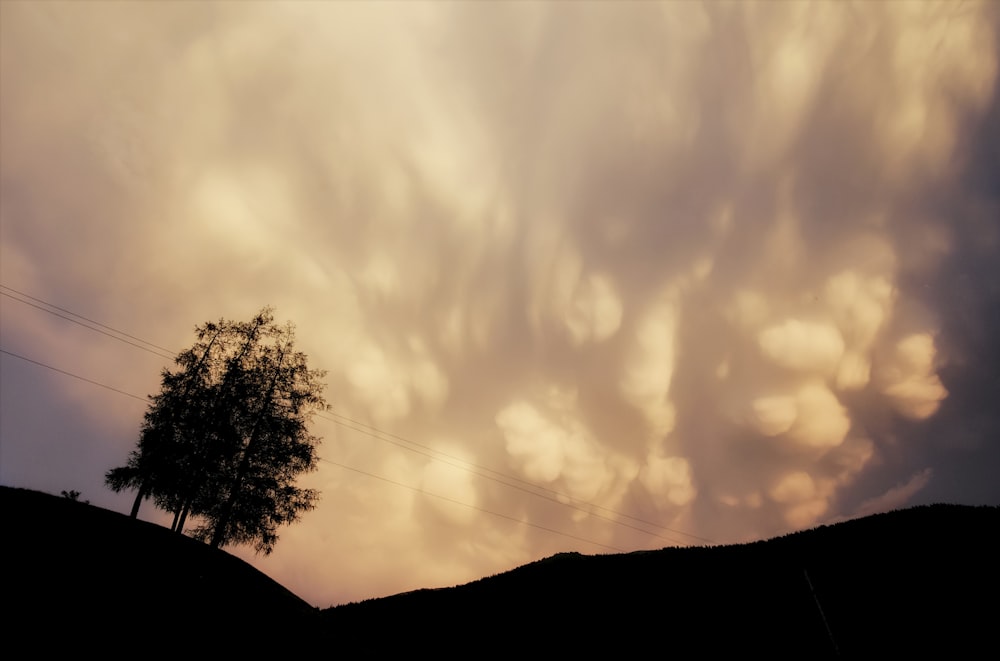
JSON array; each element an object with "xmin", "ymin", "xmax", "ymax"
[{"xmin": 106, "ymin": 307, "xmax": 328, "ymax": 554}]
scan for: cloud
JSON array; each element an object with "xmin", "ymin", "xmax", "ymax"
[
  {"xmin": 497, "ymin": 400, "xmax": 569, "ymax": 485},
  {"xmin": 619, "ymin": 285, "xmax": 682, "ymax": 439},
  {"xmin": 786, "ymin": 382, "xmax": 851, "ymax": 450},
  {"xmin": 564, "ymin": 273, "xmax": 623, "ymax": 346},
  {"xmin": 877, "ymin": 334, "xmax": 948, "ymax": 420},
  {"xmin": 495, "ymin": 388, "xmax": 630, "ymax": 505},
  {"xmin": 758, "ymin": 319, "xmax": 845, "ymax": 375},
  {"xmin": 749, "ymin": 395, "xmax": 798, "ymax": 437},
  {"xmin": 2, "ymin": 0, "xmax": 998, "ymax": 606},
  {"xmin": 768, "ymin": 471, "xmax": 833, "ymax": 528},
  {"xmin": 638, "ymin": 453, "xmax": 695, "ymax": 510},
  {"xmin": 848, "ymin": 469, "xmax": 934, "ymax": 520},
  {"xmin": 420, "ymin": 445, "xmax": 479, "ymax": 526}
]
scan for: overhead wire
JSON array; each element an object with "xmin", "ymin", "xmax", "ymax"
[
  {"xmin": 319, "ymin": 411, "xmax": 707, "ymax": 545},
  {"xmin": 0, "ymin": 348, "xmax": 150, "ymax": 403},
  {"xmin": 0, "ymin": 282, "xmax": 711, "ymax": 546},
  {"xmin": 319, "ymin": 456, "xmax": 625, "ymax": 552},
  {"xmin": 0, "ymin": 344, "xmax": 625, "ymax": 552},
  {"xmin": 1, "ymin": 285, "xmax": 176, "ymax": 360}
]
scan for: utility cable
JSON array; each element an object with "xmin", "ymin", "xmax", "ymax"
[
  {"xmin": 0, "ymin": 348, "xmax": 149, "ymax": 403},
  {"xmin": 320, "ymin": 456, "xmax": 625, "ymax": 553},
  {"xmin": 1, "ymin": 284, "xmax": 176, "ymax": 353},
  {"xmin": 324, "ymin": 410, "xmax": 712, "ymax": 545},
  {"xmin": 0, "ymin": 346, "xmax": 626, "ymax": 553},
  {"xmin": 1, "ymin": 287, "xmax": 175, "ymax": 360},
  {"xmin": 0, "ymin": 284, "xmax": 712, "ymax": 545},
  {"xmin": 318, "ymin": 412, "xmax": 701, "ymax": 546}
]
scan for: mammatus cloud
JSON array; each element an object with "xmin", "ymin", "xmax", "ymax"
[
  {"xmin": 877, "ymin": 333, "xmax": 949, "ymax": 420},
  {"xmin": 1, "ymin": 1, "xmax": 998, "ymax": 606}
]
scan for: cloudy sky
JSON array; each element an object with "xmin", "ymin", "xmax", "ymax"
[{"xmin": 2, "ymin": 1, "xmax": 998, "ymax": 607}]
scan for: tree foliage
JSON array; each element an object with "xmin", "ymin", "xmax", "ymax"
[{"xmin": 106, "ymin": 307, "xmax": 328, "ymax": 554}]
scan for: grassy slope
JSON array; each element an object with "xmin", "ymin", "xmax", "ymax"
[
  {"xmin": 3, "ymin": 485, "xmax": 996, "ymax": 656},
  {"xmin": 3, "ymin": 486, "xmax": 318, "ymax": 653},
  {"xmin": 320, "ymin": 504, "xmax": 999, "ymax": 657}
]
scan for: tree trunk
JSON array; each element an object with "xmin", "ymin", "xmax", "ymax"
[
  {"xmin": 170, "ymin": 508, "xmax": 181, "ymax": 532},
  {"xmin": 176, "ymin": 501, "xmax": 191, "ymax": 534},
  {"xmin": 130, "ymin": 483, "xmax": 147, "ymax": 518}
]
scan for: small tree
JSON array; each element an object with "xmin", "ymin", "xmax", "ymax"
[
  {"xmin": 60, "ymin": 490, "xmax": 87, "ymax": 503},
  {"xmin": 106, "ymin": 307, "xmax": 328, "ymax": 554}
]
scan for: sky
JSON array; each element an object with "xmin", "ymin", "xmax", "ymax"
[{"xmin": 1, "ymin": 0, "xmax": 998, "ymax": 608}]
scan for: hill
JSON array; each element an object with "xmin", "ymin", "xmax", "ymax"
[
  {"xmin": 319, "ymin": 503, "xmax": 999, "ymax": 656},
  {"xmin": 3, "ymin": 485, "xmax": 996, "ymax": 655},
  {"xmin": 3, "ymin": 486, "xmax": 318, "ymax": 653}
]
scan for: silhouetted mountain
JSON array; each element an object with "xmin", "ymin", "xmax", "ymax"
[
  {"xmin": 4, "ymin": 485, "xmax": 996, "ymax": 656},
  {"xmin": 3, "ymin": 486, "xmax": 318, "ymax": 654},
  {"xmin": 320, "ymin": 503, "xmax": 999, "ymax": 657}
]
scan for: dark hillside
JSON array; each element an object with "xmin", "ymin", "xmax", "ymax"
[
  {"xmin": 3, "ymin": 484, "xmax": 996, "ymax": 656},
  {"xmin": 320, "ymin": 504, "xmax": 999, "ymax": 657},
  {"xmin": 2, "ymin": 486, "xmax": 318, "ymax": 653}
]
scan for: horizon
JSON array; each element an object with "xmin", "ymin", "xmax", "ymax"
[{"xmin": 2, "ymin": 1, "xmax": 999, "ymax": 608}]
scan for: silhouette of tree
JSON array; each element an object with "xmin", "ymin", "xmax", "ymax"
[
  {"xmin": 105, "ymin": 307, "xmax": 328, "ymax": 554},
  {"xmin": 60, "ymin": 489, "xmax": 87, "ymax": 503}
]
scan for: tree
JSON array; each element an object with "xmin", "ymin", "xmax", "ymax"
[
  {"xmin": 105, "ymin": 307, "xmax": 328, "ymax": 554},
  {"xmin": 60, "ymin": 490, "xmax": 87, "ymax": 504}
]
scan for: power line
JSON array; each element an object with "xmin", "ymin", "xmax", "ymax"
[
  {"xmin": 330, "ymin": 410, "xmax": 713, "ymax": 544},
  {"xmin": 320, "ymin": 456, "xmax": 625, "ymax": 553},
  {"xmin": 0, "ymin": 284, "xmax": 176, "ymax": 354},
  {"xmin": 0, "ymin": 344, "xmax": 625, "ymax": 553},
  {"xmin": 0, "ymin": 283, "xmax": 711, "ymax": 545},
  {"xmin": 319, "ymin": 412, "xmax": 706, "ymax": 546},
  {"xmin": 0, "ymin": 348, "xmax": 149, "ymax": 403},
  {"xmin": 0, "ymin": 287, "xmax": 175, "ymax": 360}
]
